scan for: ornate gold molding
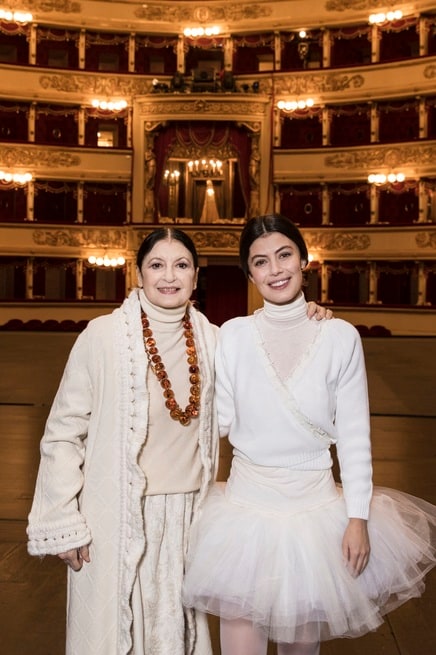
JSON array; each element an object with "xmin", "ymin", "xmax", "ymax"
[
  {"xmin": 325, "ymin": 0, "xmax": 389, "ymax": 10},
  {"xmin": 8, "ymin": 0, "xmax": 80, "ymax": 12},
  {"xmin": 325, "ymin": 144, "xmax": 436, "ymax": 169},
  {"xmin": 274, "ymin": 72, "xmax": 365, "ymax": 95},
  {"xmin": 0, "ymin": 145, "xmax": 80, "ymax": 168},
  {"xmin": 135, "ymin": 227, "xmax": 240, "ymax": 251},
  {"xmin": 304, "ymin": 231, "xmax": 370, "ymax": 250},
  {"xmin": 416, "ymin": 231, "xmax": 436, "ymax": 248},
  {"xmin": 137, "ymin": 98, "xmax": 268, "ymax": 116},
  {"xmin": 39, "ymin": 74, "xmax": 151, "ymax": 96},
  {"xmin": 134, "ymin": 4, "xmax": 271, "ymax": 22},
  {"xmin": 33, "ymin": 228, "xmax": 127, "ymax": 247},
  {"xmin": 424, "ymin": 64, "xmax": 436, "ymax": 79}
]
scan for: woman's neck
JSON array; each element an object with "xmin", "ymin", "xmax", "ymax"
[{"xmin": 139, "ymin": 289, "xmax": 187, "ymax": 325}]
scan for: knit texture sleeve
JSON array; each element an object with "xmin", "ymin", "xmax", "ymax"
[
  {"xmin": 333, "ymin": 321, "xmax": 373, "ymax": 520},
  {"xmin": 215, "ymin": 322, "xmax": 237, "ymax": 438},
  {"xmin": 27, "ymin": 328, "xmax": 94, "ymax": 556}
]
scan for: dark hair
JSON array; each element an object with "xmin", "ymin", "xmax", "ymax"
[
  {"xmin": 239, "ymin": 214, "xmax": 309, "ymax": 277},
  {"xmin": 136, "ymin": 228, "xmax": 199, "ymax": 269}
]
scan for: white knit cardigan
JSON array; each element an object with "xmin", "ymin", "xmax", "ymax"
[{"xmin": 27, "ymin": 289, "xmax": 219, "ymax": 655}]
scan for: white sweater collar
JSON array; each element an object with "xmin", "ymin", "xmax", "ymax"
[{"xmin": 262, "ymin": 292, "xmax": 308, "ymax": 327}]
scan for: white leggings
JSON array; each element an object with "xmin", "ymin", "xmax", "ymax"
[{"xmin": 220, "ymin": 618, "xmax": 320, "ymax": 655}]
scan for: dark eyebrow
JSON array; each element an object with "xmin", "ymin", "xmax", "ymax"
[{"xmin": 250, "ymin": 245, "xmax": 293, "ymax": 261}]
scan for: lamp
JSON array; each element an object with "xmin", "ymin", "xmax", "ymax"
[
  {"xmin": 183, "ymin": 26, "xmax": 220, "ymax": 37},
  {"xmin": 277, "ymin": 99, "xmax": 314, "ymax": 112},
  {"xmin": 187, "ymin": 159, "xmax": 223, "ymax": 177},
  {"xmin": 0, "ymin": 9, "xmax": 32, "ymax": 22},
  {"xmin": 164, "ymin": 169, "xmax": 181, "ymax": 185},
  {"xmin": 91, "ymin": 99, "xmax": 127, "ymax": 111},
  {"xmin": 87, "ymin": 255, "xmax": 126, "ymax": 267},
  {"xmin": 369, "ymin": 10, "xmax": 403, "ymax": 24},
  {"xmin": 368, "ymin": 172, "xmax": 405, "ymax": 185},
  {"xmin": 0, "ymin": 171, "xmax": 32, "ymax": 184}
]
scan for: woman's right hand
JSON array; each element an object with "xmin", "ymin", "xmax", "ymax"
[{"xmin": 58, "ymin": 545, "xmax": 90, "ymax": 571}]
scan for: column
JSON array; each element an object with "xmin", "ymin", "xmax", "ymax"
[
  {"xmin": 26, "ymin": 257, "xmax": 34, "ymax": 299},
  {"xmin": 79, "ymin": 29, "xmax": 86, "ymax": 69},
  {"xmin": 321, "ymin": 106, "xmax": 329, "ymax": 146},
  {"xmin": 368, "ymin": 262, "xmax": 378, "ymax": 303},
  {"xmin": 320, "ymin": 262, "xmax": 329, "ymax": 303},
  {"xmin": 29, "ymin": 23, "xmax": 37, "ymax": 65},
  {"xmin": 419, "ymin": 16, "xmax": 428, "ymax": 56},
  {"xmin": 128, "ymin": 33, "xmax": 136, "ymax": 72},
  {"xmin": 369, "ymin": 184, "xmax": 378, "ymax": 224},
  {"xmin": 274, "ymin": 32, "xmax": 281, "ymax": 70},
  {"xmin": 126, "ymin": 184, "xmax": 132, "ymax": 224},
  {"xmin": 273, "ymin": 107, "xmax": 281, "ymax": 148},
  {"xmin": 370, "ymin": 102, "xmax": 378, "ymax": 143},
  {"xmin": 126, "ymin": 107, "xmax": 133, "ymax": 148},
  {"xmin": 78, "ymin": 106, "xmax": 85, "ymax": 146},
  {"xmin": 416, "ymin": 262, "xmax": 426, "ymax": 306},
  {"xmin": 28, "ymin": 102, "xmax": 36, "ymax": 142},
  {"xmin": 177, "ymin": 34, "xmax": 185, "ymax": 72},
  {"xmin": 77, "ymin": 182, "xmax": 84, "ymax": 223},
  {"xmin": 224, "ymin": 36, "xmax": 233, "ymax": 70},
  {"xmin": 76, "ymin": 258, "xmax": 83, "ymax": 300},
  {"xmin": 417, "ymin": 179, "xmax": 429, "ymax": 223},
  {"xmin": 418, "ymin": 96, "xmax": 427, "ymax": 139},
  {"xmin": 26, "ymin": 179, "xmax": 34, "ymax": 222},
  {"xmin": 321, "ymin": 184, "xmax": 330, "ymax": 225},
  {"xmin": 322, "ymin": 29, "xmax": 331, "ymax": 68},
  {"xmin": 371, "ymin": 24, "xmax": 380, "ymax": 63}
]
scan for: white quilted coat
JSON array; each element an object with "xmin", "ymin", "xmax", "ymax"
[{"xmin": 27, "ymin": 289, "xmax": 219, "ymax": 654}]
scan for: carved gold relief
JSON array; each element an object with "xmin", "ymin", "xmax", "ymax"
[
  {"xmin": 305, "ymin": 232, "xmax": 370, "ymax": 251},
  {"xmin": 424, "ymin": 65, "xmax": 436, "ymax": 79},
  {"xmin": 0, "ymin": 146, "xmax": 80, "ymax": 168},
  {"xmin": 416, "ymin": 231, "xmax": 436, "ymax": 248},
  {"xmin": 40, "ymin": 74, "xmax": 151, "ymax": 96},
  {"xmin": 135, "ymin": 228, "xmax": 240, "ymax": 251},
  {"xmin": 135, "ymin": 4, "xmax": 271, "ymax": 22},
  {"xmin": 275, "ymin": 73, "xmax": 364, "ymax": 95},
  {"xmin": 325, "ymin": 0, "xmax": 387, "ymax": 10},
  {"xmin": 137, "ymin": 99, "xmax": 268, "ymax": 116},
  {"xmin": 33, "ymin": 228, "xmax": 127, "ymax": 248},
  {"xmin": 8, "ymin": 0, "xmax": 80, "ymax": 12},
  {"xmin": 325, "ymin": 144, "xmax": 436, "ymax": 169}
]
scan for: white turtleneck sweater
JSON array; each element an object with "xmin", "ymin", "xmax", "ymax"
[
  {"xmin": 215, "ymin": 292, "xmax": 373, "ymax": 519},
  {"xmin": 138, "ymin": 291, "xmax": 202, "ymax": 495}
]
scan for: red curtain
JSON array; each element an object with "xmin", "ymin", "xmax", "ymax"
[
  {"xmin": 378, "ymin": 182, "xmax": 418, "ymax": 224},
  {"xmin": 377, "ymin": 261, "xmax": 415, "ymax": 305},
  {"xmin": 329, "ymin": 105, "xmax": 371, "ymax": 146},
  {"xmin": 279, "ymin": 184, "xmax": 322, "ymax": 226},
  {"xmin": 0, "ymin": 101, "xmax": 28, "ymax": 141},
  {"xmin": 330, "ymin": 26, "xmax": 371, "ymax": 67},
  {"xmin": 33, "ymin": 180, "xmax": 77, "ymax": 223},
  {"xmin": 280, "ymin": 111, "xmax": 322, "ymax": 148},
  {"xmin": 201, "ymin": 265, "xmax": 247, "ymax": 325},
  {"xmin": 83, "ymin": 183, "xmax": 127, "ymax": 224},
  {"xmin": 329, "ymin": 183, "xmax": 370, "ymax": 225},
  {"xmin": 0, "ymin": 186, "xmax": 27, "ymax": 222},
  {"xmin": 35, "ymin": 104, "xmax": 79, "ymax": 145},
  {"xmin": 378, "ymin": 99, "xmax": 419, "ymax": 143}
]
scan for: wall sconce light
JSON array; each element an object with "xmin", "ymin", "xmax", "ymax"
[
  {"xmin": 369, "ymin": 10, "xmax": 403, "ymax": 24},
  {"xmin": 277, "ymin": 99, "xmax": 315, "ymax": 112},
  {"xmin": 368, "ymin": 172, "xmax": 405, "ymax": 185},
  {"xmin": 0, "ymin": 8, "xmax": 32, "ymax": 23},
  {"xmin": 87, "ymin": 255, "xmax": 126, "ymax": 267},
  {"xmin": 164, "ymin": 169, "xmax": 181, "ymax": 185},
  {"xmin": 91, "ymin": 99, "xmax": 127, "ymax": 111},
  {"xmin": 183, "ymin": 26, "xmax": 220, "ymax": 37},
  {"xmin": 0, "ymin": 171, "xmax": 32, "ymax": 184}
]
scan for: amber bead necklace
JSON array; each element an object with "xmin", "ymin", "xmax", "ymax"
[{"xmin": 141, "ymin": 309, "xmax": 200, "ymax": 426}]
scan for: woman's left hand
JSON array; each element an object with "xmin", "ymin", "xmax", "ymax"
[
  {"xmin": 307, "ymin": 301, "xmax": 333, "ymax": 320},
  {"xmin": 342, "ymin": 518, "xmax": 370, "ymax": 577}
]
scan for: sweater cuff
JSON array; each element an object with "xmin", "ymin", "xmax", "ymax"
[
  {"xmin": 27, "ymin": 515, "xmax": 91, "ymax": 556},
  {"xmin": 344, "ymin": 496, "xmax": 371, "ymax": 520}
]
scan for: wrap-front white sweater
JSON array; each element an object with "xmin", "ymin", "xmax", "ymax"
[{"xmin": 215, "ymin": 298, "xmax": 373, "ymax": 520}]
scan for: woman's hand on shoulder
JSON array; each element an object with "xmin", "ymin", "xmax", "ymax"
[
  {"xmin": 58, "ymin": 545, "xmax": 90, "ymax": 571},
  {"xmin": 307, "ymin": 301, "xmax": 333, "ymax": 321},
  {"xmin": 342, "ymin": 518, "xmax": 370, "ymax": 577}
]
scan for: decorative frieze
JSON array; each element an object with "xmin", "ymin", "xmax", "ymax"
[
  {"xmin": 39, "ymin": 74, "xmax": 151, "ymax": 96},
  {"xmin": 274, "ymin": 72, "xmax": 365, "ymax": 95},
  {"xmin": 416, "ymin": 231, "xmax": 436, "ymax": 248},
  {"xmin": 33, "ymin": 228, "xmax": 127, "ymax": 247},
  {"xmin": 304, "ymin": 231, "xmax": 371, "ymax": 251},
  {"xmin": 0, "ymin": 145, "xmax": 80, "ymax": 168}
]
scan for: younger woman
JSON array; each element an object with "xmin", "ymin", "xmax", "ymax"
[{"xmin": 183, "ymin": 214, "xmax": 436, "ymax": 655}]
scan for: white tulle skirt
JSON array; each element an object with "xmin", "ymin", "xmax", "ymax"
[{"xmin": 182, "ymin": 457, "xmax": 436, "ymax": 644}]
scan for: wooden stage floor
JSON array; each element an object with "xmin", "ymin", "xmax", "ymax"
[{"xmin": 0, "ymin": 334, "xmax": 435, "ymax": 654}]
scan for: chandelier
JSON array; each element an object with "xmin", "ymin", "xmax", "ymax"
[{"xmin": 188, "ymin": 159, "xmax": 223, "ymax": 177}]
